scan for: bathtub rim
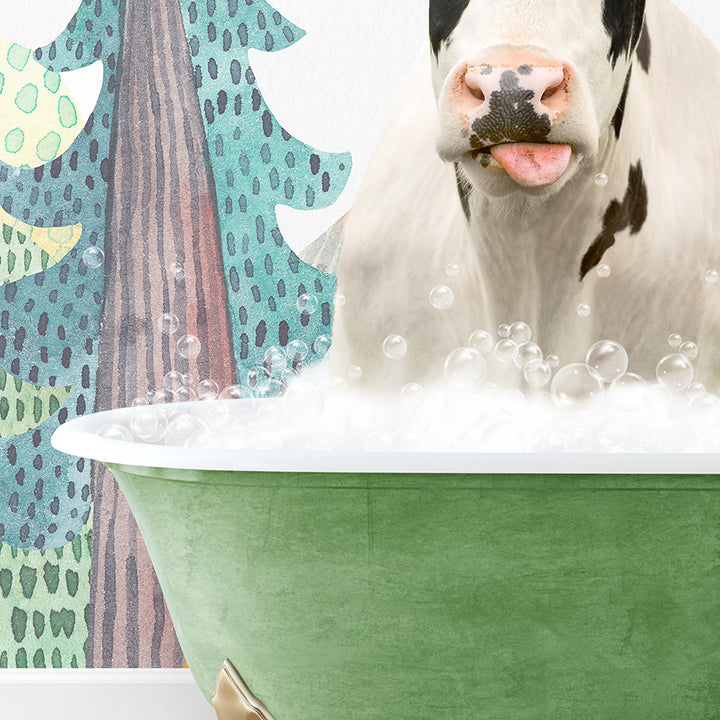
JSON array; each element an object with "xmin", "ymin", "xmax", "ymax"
[{"xmin": 50, "ymin": 400, "xmax": 720, "ymax": 475}]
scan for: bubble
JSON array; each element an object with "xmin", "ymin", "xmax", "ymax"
[
  {"xmin": 546, "ymin": 354, "xmax": 560, "ymax": 368},
  {"xmin": 551, "ymin": 363, "xmax": 604, "ymax": 412},
  {"xmin": 577, "ymin": 303, "xmax": 591, "ymax": 317},
  {"xmin": 705, "ymin": 270, "xmax": 719, "ymax": 284},
  {"xmin": 312, "ymin": 334, "xmax": 332, "ymax": 355},
  {"xmin": 254, "ymin": 379, "xmax": 283, "ymax": 399},
  {"xmin": 499, "ymin": 389, "xmax": 525, "ymax": 415},
  {"xmin": 445, "ymin": 262, "xmax": 460, "ymax": 277},
  {"xmin": 585, "ymin": 340, "xmax": 628, "ymax": 382},
  {"xmin": 185, "ymin": 428, "xmax": 219, "ymax": 449},
  {"xmin": 610, "ymin": 372, "xmax": 647, "ymax": 411},
  {"xmin": 223, "ymin": 424, "xmax": 251, "ymax": 450},
  {"xmin": 335, "ymin": 292, "xmax": 346, "ymax": 306},
  {"xmin": 297, "ymin": 293, "xmax": 319, "ymax": 314},
  {"xmin": 688, "ymin": 392, "xmax": 720, "ymax": 418},
  {"xmin": 514, "ymin": 342, "xmax": 542, "ymax": 370},
  {"xmin": 175, "ymin": 386, "xmax": 197, "ymax": 402},
  {"xmin": 656, "ymin": 354, "xmax": 694, "ymax": 391},
  {"xmin": 597, "ymin": 420, "xmax": 628, "ymax": 450},
  {"xmin": 524, "ymin": 359, "xmax": 552, "ymax": 388},
  {"xmin": 163, "ymin": 370, "xmax": 186, "ymax": 392},
  {"xmin": 197, "ymin": 379, "xmax": 219, "ymax": 400},
  {"xmin": 82, "ymin": 246, "xmax": 105, "ymax": 268},
  {"xmin": 129, "ymin": 407, "xmax": 166, "ymax": 442},
  {"xmin": 219, "ymin": 384, "xmax": 248, "ymax": 400},
  {"xmin": 494, "ymin": 339, "xmax": 518, "ymax": 364},
  {"xmin": 262, "ymin": 346, "xmax": 288, "ymax": 376},
  {"xmin": 246, "ymin": 365, "xmax": 270, "ymax": 390},
  {"xmin": 97, "ymin": 423, "xmax": 133, "ymax": 442},
  {"xmin": 383, "ymin": 334, "xmax": 407, "ymax": 360},
  {"xmin": 166, "ymin": 412, "xmax": 196, "ymax": 440},
  {"xmin": 497, "ymin": 323, "xmax": 511, "ymax": 338},
  {"xmin": 444, "ymin": 347, "xmax": 486, "ymax": 390},
  {"xmin": 401, "ymin": 382, "xmax": 425, "ymax": 410},
  {"xmin": 169, "ymin": 262, "xmax": 185, "ymax": 281},
  {"xmin": 596, "ymin": 264, "xmax": 611, "ymax": 278},
  {"xmin": 326, "ymin": 376, "xmax": 348, "ymax": 396},
  {"xmin": 176, "ymin": 334, "xmax": 201, "ymax": 360},
  {"xmin": 349, "ymin": 365, "xmax": 363, "ymax": 380},
  {"xmin": 680, "ymin": 341, "xmax": 698, "ymax": 360},
  {"xmin": 257, "ymin": 401, "xmax": 282, "ymax": 429},
  {"xmin": 687, "ymin": 382, "xmax": 706, "ymax": 400},
  {"xmin": 429, "ymin": 285, "xmax": 454, "ymax": 310},
  {"xmin": 285, "ymin": 339, "xmax": 309, "ymax": 362},
  {"xmin": 508, "ymin": 321, "xmax": 532, "ymax": 345},
  {"xmin": 594, "ymin": 172, "xmax": 609, "ymax": 187},
  {"xmin": 468, "ymin": 330, "xmax": 493, "ymax": 355},
  {"xmin": 668, "ymin": 333, "xmax": 682, "ymax": 348},
  {"xmin": 284, "ymin": 379, "xmax": 324, "ymax": 419},
  {"xmin": 157, "ymin": 313, "xmax": 180, "ymax": 335}
]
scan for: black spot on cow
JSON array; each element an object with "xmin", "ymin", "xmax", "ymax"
[
  {"xmin": 454, "ymin": 163, "xmax": 472, "ymax": 221},
  {"xmin": 580, "ymin": 161, "xmax": 648, "ymax": 280},
  {"xmin": 636, "ymin": 21, "xmax": 651, "ymax": 73},
  {"xmin": 429, "ymin": 0, "xmax": 471, "ymax": 57},
  {"xmin": 611, "ymin": 68, "xmax": 632, "ymax": 140},
  {"xmin": 603, "ymin": 0, "xmax": 646, "ymax": 69},
  {"xmin": 470, "ymin": 70, "xmax": 551, "ymax": 146}
]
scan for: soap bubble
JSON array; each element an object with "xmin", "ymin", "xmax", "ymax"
[
  {"xmin": 610, "ymin": 372, "xmax": 647, "ymax": 411},
  {"xmin": 285, "ymin": 339, "xmax": 309, "ymax": 362},
  {"xmin": 383, "ymin": 334, "xmax": 408, "ymax": 360},
  {"xmin": 254, "ymin": 379, "xmax": 283, "ymax": 399},
  {"xmin": 197, "ymin": 379, "xmax": 219, "ymax": 400},
  {"xmin": 163, "ymin": 370, "xmax": 186, "ymax": 392},
  {"xmin": 166, "ymin": 412, "xmax": 196, "ymax": 440},
  {"xmin": 82, "ymin": 246, "xmax": 105, "ymax": 268},
  {"xmin": 546, "ymin": 354, "xmax": 560, "ymax": 368},
  {"xmin": 514, "ymin": 342, "xmax": 542, "ymax": 370},
  {"xmin": 508, "ymin": 321, "xmax": 532, "ymax": 345},
  {"xmin": 585, "ymin": 340, "xmax": 628, "ymax": 382},
  {"xmin": 468, "ymin": 330, "xmax": 493, "ymax": 354},
  {"xmin": 349, "ymin": 365, "xmax": 363, "ymax": 380},
  {"xmin": 497, "ymin": 323, "xmax": 511, "ymax": 338},
  {"xmin": 185, "ymin": 428, "xmax": 219, "ymax": 449},
  {"xmin": 594, "ymin": 172, "xmax": 608, "ymax": 186},
  {"xmin": 312, "ymin": 334, "xmax": 332, "ymax": 355},
  {"xmin": 176, "ymin": 334, "xmax": 201, "ymax": 360},
  {"xmin": 494, "ymin": 339, "xmax": 518, "ymax": 364},
  {"xmin": 656, "ymin": 354, "xmax": 694, "ymax": 391},
  {"xmin": 705, "ymin": 270, "xmax": 719, "ymax": 284},
  {"xmin": 219, "ymin": 384, "xmax": 248, "ymax": 400},
  {"xmin": 429, "ymin": 285, "xmax": 454, "ymax": 310},
  {"xmin": 129, "ymin": 407, "xmax": 166, "ymax": 442},
  {"xmin": 97, "ymin": 423, "xmax": 133, "ymax": 442},
  {"xmin": 577, "ymin": 303, "xmax": 591, "ymax": 317},
  {"xmin": 551, "ymin": 363, "xmax": 604, "ymax": 412},
  {"xmin": 169, "ymin": 262, "xmax": 185, "ymax": 281},
  {"xmin": 499, "ymin": 389, "xmax": 525, "ymax": 415},
  {"xmin": 524, "ymin": 359, "xmax": 552, "ymax": 388},
  {"xmin": 596, "ymin": 264, "xmax": 611, "ymax": 278},
  {"xmin": 401, "ymin": 383, "xmax": 425, "ymax": 410},
  {"xmin": 445, "ymin": 262, "xmax": 460, "ymax": 277},
  {"xmin": 668, "ymin": 333, "xmax": 682, "ymax": 348},
  {"xmin": 130, "ymin": 397, "xmax": 149, "ymax": 408},
  {"xmin": 680, "ymin": 341, "xmax": 698, "ymax": 361},
  {"xmin": 262, "ymin": 346, "xmax": 288, "ymax": 375},
  {"xmin": 284, "ymin": 379, "xmax": 324, "ymax": 419},
  {"xmin": 297, "ymin": 293, "xmax": 319, "ymax": 314},
  {"xmin": 335, "ymin": 292, "xmax": 346, "ymax": 306},
  {"xmin": 246, "ymin": 365, "xmax": 270, "ymax": 390},
  {"xmin": 444, "ymin": 347, "xmax": 486, "ymax": 390},
  {"xmin": 327, "ymin": 376, "xmax": 348, "ymax": 396},
  {"xmin": 157, "ymin": 313, "xmax": 180, "ymax": 335},
  {"xmin": 687, "ymin": 382, "xmax": 706, "ymax": 400},
  {"xmin": 175, "ymin": 386, "xmax": 197, "ymax": 402}
]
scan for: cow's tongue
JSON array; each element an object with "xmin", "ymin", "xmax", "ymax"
[{"xmin": 489, "ymin": 143, "xmax": 572, "ymax": 187}]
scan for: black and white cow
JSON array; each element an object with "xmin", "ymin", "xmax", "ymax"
[{"xmin": 331, "ymin": 0, "xmax": 720, "ymax": 391}]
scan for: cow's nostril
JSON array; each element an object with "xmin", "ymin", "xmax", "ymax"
[
  {"xmin": 542, "ymin": 84, "xmax": 560, "ymax": 102},
  {"xmin": 469, "ymin": 87, "xmax": 486, "ymax": 102}
]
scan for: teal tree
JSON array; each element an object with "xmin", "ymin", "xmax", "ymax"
[{"xmin": 181, "ymin": 0, "xmax": 351, "ymax": 381}]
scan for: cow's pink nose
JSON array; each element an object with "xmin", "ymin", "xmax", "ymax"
[{"xmin": 450, "ymin": 55, "xmax": 572, "ymax": 133}]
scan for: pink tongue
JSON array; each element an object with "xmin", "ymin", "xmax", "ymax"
[{"xmin": 490, "ymin": 143, "xmax": 572, "ymax": 187}]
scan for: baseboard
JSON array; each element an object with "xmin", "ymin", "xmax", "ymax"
[{"xmin": 0, "ymin": 669, "xmax": 216, "ymax": 720}]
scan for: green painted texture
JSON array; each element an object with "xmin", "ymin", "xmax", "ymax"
[{"xmin": 108, "ymin": 465, "xmax": 720, "ymax": 719}]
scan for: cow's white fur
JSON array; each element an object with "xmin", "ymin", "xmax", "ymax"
[{"xmin": 333, "ymin": 0, "xmax": 720, "ymax": 391}]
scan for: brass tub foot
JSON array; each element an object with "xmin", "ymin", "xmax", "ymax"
[{"xmin": 212, "ymin": 659, "xmax": 276, "ymax": 720}]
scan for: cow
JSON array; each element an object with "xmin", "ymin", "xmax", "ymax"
[{"xmin": 329, "ymin": 0, "xmax": 720, "ymax": 394}]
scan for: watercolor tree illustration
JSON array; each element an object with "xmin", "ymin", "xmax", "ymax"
[{"xmin": 0, "ymin": 0, "xmax": 121, "ymax": 667}]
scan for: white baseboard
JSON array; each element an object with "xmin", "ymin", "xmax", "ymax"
[{"xmin": 0, "ymin": 669, "xmax": 216, "ymax": 720}]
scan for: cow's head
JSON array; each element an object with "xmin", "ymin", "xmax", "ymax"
[{"xmin": 432, "ymin": 0, "xmax": 647, "ymax": 199}]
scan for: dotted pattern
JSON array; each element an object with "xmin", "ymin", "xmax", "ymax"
[
  {"xmin": 0, "ymin": 518, "xmax": 91, "ymax": 667},
  {"xmin": 0, "ymin": 39, "xmax": 83, "ymax": 169},
  {"xmin": 0, "ymin": 0, "xmax": 122, "ymax": 549},
  {"xmin": 181, "ymin": 0, "xmax": 351, "ymax": 377}
]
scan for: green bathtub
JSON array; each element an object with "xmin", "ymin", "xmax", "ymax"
[{"xmin": 53, "ymin": 403, "xmax": 720, "ymax": 719}]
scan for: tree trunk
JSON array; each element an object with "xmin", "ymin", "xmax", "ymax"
[{"xmin": 89, "ymin": 0, "xmax": 236, "ymax": 667}]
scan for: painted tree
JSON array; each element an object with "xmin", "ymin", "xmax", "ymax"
[
  {"xmin": 0, "ymin": 0, "xmax": 122, "ymax": 667},
  {"xmin": 180, "ymin": 0, "xmax": 351, "ymax": 379}
]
